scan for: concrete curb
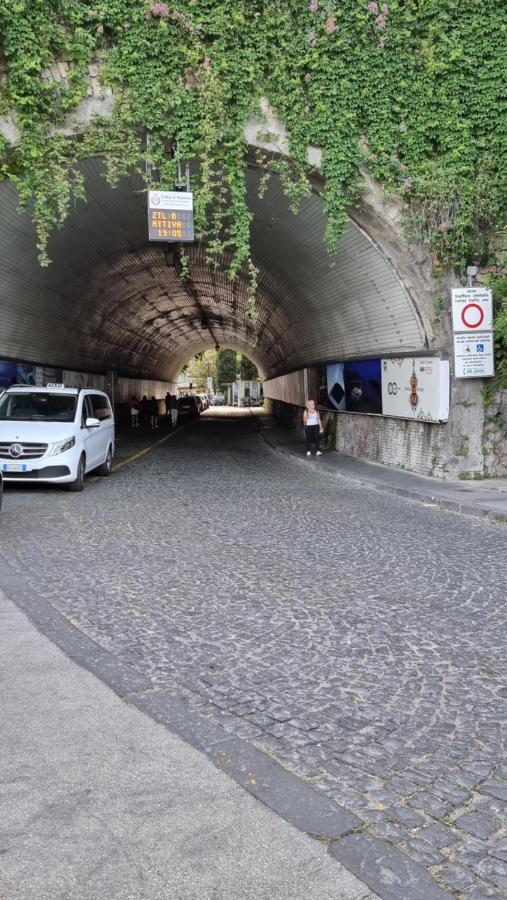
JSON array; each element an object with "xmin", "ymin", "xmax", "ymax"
[{"xmin": 259, "ymin": 425, "xmax": 507, "ymax": 526}]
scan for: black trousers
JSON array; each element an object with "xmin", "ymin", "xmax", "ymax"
[{"xmin": 305, "ymin": 425, "xmax": 320, "ymax": 452}]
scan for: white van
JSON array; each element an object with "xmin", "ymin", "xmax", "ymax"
[{"xmin": 0, "ymin": 385, "xmax": 115, "ymax": 491}]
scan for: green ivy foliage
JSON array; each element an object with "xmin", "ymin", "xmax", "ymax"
[
  {"xmin": 0, "ymin": 0, "xmax": 505, "ymax": 277},
  {"xmin": 488, "ymin": 274, "xmax": 507, "ymax": 389}
]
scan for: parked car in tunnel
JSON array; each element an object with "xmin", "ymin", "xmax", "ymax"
[
  {"xmin": 0, "ymin": 385, "xmax": 114, "ymax": 491},
  {"xmin": 178, "ymin": 394, "xmax": 201, "ymax": 417}
]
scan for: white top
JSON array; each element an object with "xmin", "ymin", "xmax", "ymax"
[{"xmin": 306, "ymin": 411, "xmax": 319, "ymax": 426}]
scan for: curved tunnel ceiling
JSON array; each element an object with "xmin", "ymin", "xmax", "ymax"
[{"xmin": 0, "ymin": 158, "xmax": 427, "ymax": 381}]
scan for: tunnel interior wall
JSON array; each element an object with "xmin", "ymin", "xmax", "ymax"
[
  {"xmin": 264, "ymin": 368, "xmax": 488, "ymax": 479},
  {"xmin": 0, "ymin": 354, "xmax": 177, "ymax": 410}
]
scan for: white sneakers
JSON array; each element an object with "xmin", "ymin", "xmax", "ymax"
[
  {"xmin": 306, "ymin": 450, "xmax": 311, "ymax": 456},
  {"xmin": 316, "ymin": 451, "xmax": 322, "ymax": 456}
]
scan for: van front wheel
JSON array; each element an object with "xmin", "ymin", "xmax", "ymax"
[
  {"xmin": 97, "ymin": 446, "xmax": 113, "ymax": 477},
  {"xmin": 68, "ymin": 454, "xmax": 85, "ymax": 492}
]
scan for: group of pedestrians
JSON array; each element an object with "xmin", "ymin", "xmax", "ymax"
[
  {"xmin": 129, "ymin": 392, "xmax": 323, "ymax": 454},
  {"xmin": 128, "ymin": 393, "xmax": 179, "ymax": 430}
]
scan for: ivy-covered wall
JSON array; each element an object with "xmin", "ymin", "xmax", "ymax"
[
  {"xmin": 0, "ymin": 0, "xmax": 506, "ymax": 410},
  {"xmin": 0, "ymin": 0, "xmax": 505, "ymax": 271}
]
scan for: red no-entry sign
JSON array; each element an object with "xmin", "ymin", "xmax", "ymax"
[
  {"xmin": 461, "ymin": 303, "xmax": 484, "ymax": 329},
  {"xmin": 452, "ymin": 288, "xmax": 492, "ymax": 332}
]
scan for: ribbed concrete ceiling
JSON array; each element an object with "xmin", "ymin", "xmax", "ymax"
[{"xmin": 0, "ymin": 158, "xmax": 427, "ymax": 380}]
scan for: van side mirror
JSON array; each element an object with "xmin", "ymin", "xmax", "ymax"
[{"xmin": 85, "ymin": 417, "xmax": 100, "ymax": 428}]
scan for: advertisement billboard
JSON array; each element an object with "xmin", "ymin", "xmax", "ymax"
[
  {"xmin": 16, "ymin": 363, "xmax": 37, "ymax": 385},
  {"xmin": 0, "ymin": 361, "xmax": 17, "ymax": 390},
  {"xmin": 36, "ymin": 366, "xmax": 63, "ymax": 386},
  {"xmin": 381, "ymin": 356, "xmax": 449, "ymax": 422},
  {"xmin": 343, "ymin": 359, "xmax": 382, "ymax": 414},
  {"xmin": 325, "ymin": 363, "xmax": 346, "ymax": 411}
]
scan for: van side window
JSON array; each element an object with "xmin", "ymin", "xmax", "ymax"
[
  {"xmin": 90, "ymin": 394, "xmax": 112, "ymax": 421},
  {"xmin": 82, "ymin": 395, "xmax": 94, "ymax": 427}
]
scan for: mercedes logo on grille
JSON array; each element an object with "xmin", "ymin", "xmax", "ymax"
[{"xmin": 9, "ymin": 443, "xmax": 23, "ymax": 459}]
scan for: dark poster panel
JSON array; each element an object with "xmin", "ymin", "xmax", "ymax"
[
  {"xmin": 343, "ymin": 359, "xmax": 382, "ymax": 413},
  {"xmin": 0, "ymin": 361, "xmax": 17, "ymax": 389},
  {"xmin": 325, "ymin": 363, "xmax": 346, "ymax": 410},
  {"xmin": 17, "ymin": 363, "xmax": 37, "ymax": 385}
]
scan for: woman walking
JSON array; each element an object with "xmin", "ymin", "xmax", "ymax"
[{"xmin": 303, "ymin": 400, "xmax": 323, "ymax": 457}]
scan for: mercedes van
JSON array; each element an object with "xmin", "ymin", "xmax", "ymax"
[{"xmin": 0, "ymin": 385, "xmax": 114, "ymax": 491}]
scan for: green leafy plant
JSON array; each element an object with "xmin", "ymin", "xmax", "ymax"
[
  {"xmin": 488, "ymin": 274, "xmax": 507, "ymax": 389},
  {"xmin": 0, "ymin": 0, "xmax": 505, "ymax": 287}
]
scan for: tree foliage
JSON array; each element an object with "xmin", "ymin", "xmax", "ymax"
[
  {"xmin": 239, "ymin": 354, "xmax": 258, "ymax": 380},
  {"xmin": 185, "ymin": 348, "xmax": 217, "ymax": 388},
  {"xmin": 215, "ymin": 348, "xmax": 237, "ymax": 389}
]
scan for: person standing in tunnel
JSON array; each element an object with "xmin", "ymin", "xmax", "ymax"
[
  {"xmin": 149, "ymin": 396, "xmax": 159, "ymax": 430},
  {"xmin": 165, "ymin": 391, "xmax": 171, "ymax": 419},
  {"xmin": 169, "ymin": 393, "xmax": 178, "ymax": 428},
  {"xmin": 303, "ymin": 399, "xmax": 323, "ymax": 457},
  {"xmin": 141, "ymin": 395, "xmax": 150, "ymax": 427},
  {"xmin": 129, "ymin": 395, "xmax": 140, "ymax": 427}
]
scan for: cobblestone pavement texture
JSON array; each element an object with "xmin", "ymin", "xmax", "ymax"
[{"xmin": 1, "ymin": 410, "xmax": 506, "ymax": 898}]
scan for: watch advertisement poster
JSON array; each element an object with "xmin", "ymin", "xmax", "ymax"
[{"xmin": 381, "ymin": 356, "xmax": 449, "ymax": 422}]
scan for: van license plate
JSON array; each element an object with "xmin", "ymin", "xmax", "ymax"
[{"xmin": 2, "ymin": 463, "xmax": 29, "ymax": 472}]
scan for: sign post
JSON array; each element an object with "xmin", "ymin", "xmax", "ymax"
[{"xmin": 148, "ymin": 190, "xmax": 194, "ymax": 242}]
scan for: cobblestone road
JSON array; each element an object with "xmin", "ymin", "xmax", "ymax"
[{"xmin": 1, "ymin": 410, "xmax": 506, "ymax": 898}]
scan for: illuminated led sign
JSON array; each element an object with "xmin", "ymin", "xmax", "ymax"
[{"xmin": 148, "ymin": 190, "xmax": 194, "ymax": 242}]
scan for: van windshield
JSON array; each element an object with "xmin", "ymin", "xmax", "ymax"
[{"xmin": 0, "ymin": 392, "xmax": 77, "ymax": 422}]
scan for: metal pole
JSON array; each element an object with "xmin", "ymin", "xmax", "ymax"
[{"xmin": 466, "ymin": 265, "xmax": 478, "ymax": 288}]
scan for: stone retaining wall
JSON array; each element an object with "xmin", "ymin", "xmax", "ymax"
[{"xmin": 483, "ymin": 388, "xmax": 507, "ymax": 477}]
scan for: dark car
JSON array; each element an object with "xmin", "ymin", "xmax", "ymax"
[{"xmin": 178, "ymin": 395, "xmax": 201, "ymax": 417}]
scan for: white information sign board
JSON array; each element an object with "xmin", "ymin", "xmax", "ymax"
[
  {"xmin": 453, "ymin": 332, "xmax": 494, "ymax": 378},
  {"xmin": 381, "ymin": 356, "xmax": 449, "ymax": 422},
  {"xmin": 148, "ymin": 191, "xmax": 193, "ymax": 211},
  {"xmin": 452, "ymin": 287, "xmax": 492, "ymax": 332}
]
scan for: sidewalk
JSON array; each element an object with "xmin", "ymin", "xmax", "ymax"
[
  {"xmin": 0, "ymin": 595, "xmax": 376, "ymax": 900},
  {"xmin": 258, "ymin": 415, "xmax": 507, "ymax": 524}
]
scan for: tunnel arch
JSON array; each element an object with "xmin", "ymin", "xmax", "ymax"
[{"xmin": 0, "ymin": 154, "xmax": 433, "ymax": 383}]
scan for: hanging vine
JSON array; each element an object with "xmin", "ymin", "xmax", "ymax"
[{"xmin": 0, "ymin": 0, "xmax": 505, "ymax": 285}]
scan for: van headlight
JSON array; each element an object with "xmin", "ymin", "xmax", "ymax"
[{"xmin": 49, "ymin": 436, "xmax": 75, "ymax": 456}]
